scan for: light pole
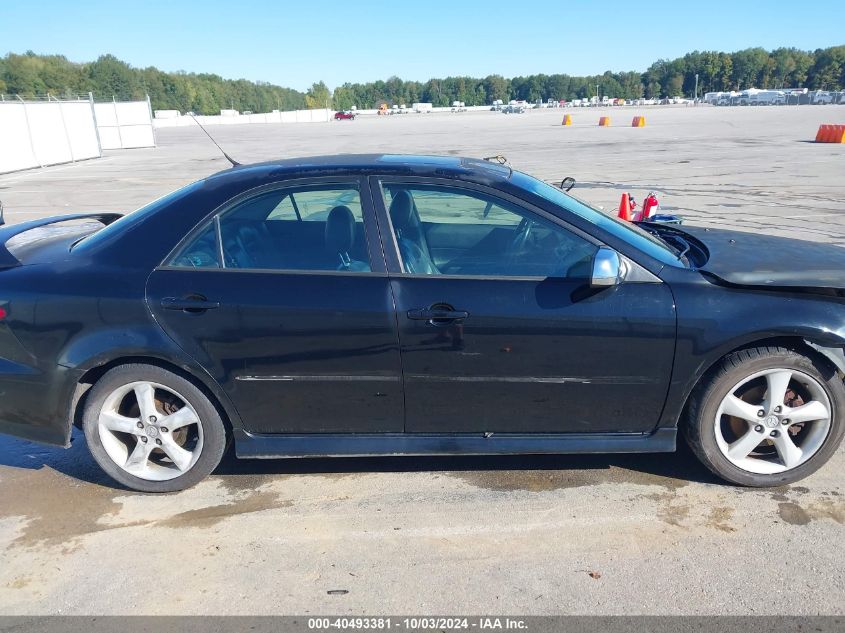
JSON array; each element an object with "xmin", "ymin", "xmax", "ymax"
[
  {"xmin": 596, "ymin": 84, "xmax": 599, "ymax": 106},
  {"xmin": 694, "ymin": 73, "xmax": 699, "ymax": 102}
]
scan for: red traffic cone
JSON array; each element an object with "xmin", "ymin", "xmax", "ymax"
[{"xmin": 617, "ymin": 193, "xmax": 632, "ymax": 221}]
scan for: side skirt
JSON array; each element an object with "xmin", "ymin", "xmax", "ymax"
[{"xmin": 233, "ymin": 428, "xmax": 677, "ymax": 459}]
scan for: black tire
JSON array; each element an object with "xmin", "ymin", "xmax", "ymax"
[
  {"xmin": 684, "ymin": 346, "xmax": 845, "ymax": 486},
  {"xmin": 83, "ymin": 364, "xmax": 228, "ymax": 493}
]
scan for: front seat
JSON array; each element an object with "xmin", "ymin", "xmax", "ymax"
[
  {"xmin": 222, "ymin": 224, "xmax": 259, "ymax": 269},
  {"xmin": 221, "ymin": 220, "xmax": 278, "ymax": 269},
  {"xmin": 325, "ymin": 205, "xmax": 370, "ymax": 271},
  {"xmin": 388, "ymin": 190, "xmax": 438, "ymax": 274}
]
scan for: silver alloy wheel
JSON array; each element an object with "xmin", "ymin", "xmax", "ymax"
[
  {"xmin": 714, "ymin": 368, "xmax": 831, "ymax": 474},
  {"xmin": 96, "ymin": 381, "xmax": 204, "ymax": 481}
]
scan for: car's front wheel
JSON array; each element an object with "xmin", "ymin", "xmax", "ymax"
[
  {"xmin": 83, "ymin": 364, "xmax": 227, "ymax": 493},
  {"xmin": 684, "ymin": 346, "xmax": 845, "ymax": 486}
]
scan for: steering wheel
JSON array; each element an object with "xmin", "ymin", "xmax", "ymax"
[{"xmin": 507, "ymin": 217, "xmax": 535, "ymax": 261}]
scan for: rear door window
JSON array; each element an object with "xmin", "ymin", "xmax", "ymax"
[{"xmin": 168, "ymin": 184, "xmax": 371, "ymax": 272}]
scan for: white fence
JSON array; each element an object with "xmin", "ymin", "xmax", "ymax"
[
  {"xmin": 153, "ymin": 108, "xmax": 332, "ymax": 128},
  {"xmin": 152, "ymin": 107, "xmax": 501, "ymax": 127},
  {"xmin": 0, "ymin": 95, "xmax": 155, "ymax": 175},
  {"xmin": 0, "ymin": 99, "xmax": 101, "ymax": 173},
  {"xmin": 94, "ymin": 98, "xmax": 156, "ymax": 149}
]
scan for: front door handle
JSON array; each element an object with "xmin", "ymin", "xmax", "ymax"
[
  {"xmin": 407, "ymin": 307, "xmax": 469, "ymax": 322},
  {"xmin": 161, "ymin": 296, "xmax": 220, "ymax": 312}
]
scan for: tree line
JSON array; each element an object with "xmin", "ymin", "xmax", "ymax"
[
  {"xmin": 0, "ymin": 52, "xmax": 306, "ymax": 113},
  {"xmin": 1, "ymin": 46, "xmax": 843, "ymax": 114},
  {"xmin": 333, "ymin": 46, "xmax": 845, "ymax": 109}
]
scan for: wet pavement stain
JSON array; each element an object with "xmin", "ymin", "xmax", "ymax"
[
  {"xmin": 215, "ymin": 473, "xmax": 283, "ymax": 496},
  {"xmin": 452, "ymin": 469, "xmax": 603, "ymax": 492},
  {"xmin": 774, "ymin": 489, "xmax": 845, "ymax": 526},
  {"xmin": 651, "ymin": 492, "xmax": 691, "ymax": 527},
  {"xmin": 449, "ymin": 455, "xmax": 694, "ymax": 493},
  {"xmin": 0, "ymin": 434, "xmax": 304, "ymax": 547},
  {"xmin": 0, "ymin": 432, "xmax": 151, "ymax": 549},
  {"xmin": 778, "ymin": 502, "xmax": 812, "ymax": 525},
  {"xmin": 765, "ymin": 484, "xmax": 834, "ymax": 503},
  {"xmin": 213, "ymin": 451, "xmax": 362, "ymax": 485},
  {"xmin": 769, "ymin": 488, "xmax": 791, "ymax": 502},
  {"xmin": 808, "ymin": 500, "xmax": 845, "ymax": 523},
  {"xmin": 158, "ymin": 491, "xmax": 291, "ymax": 529},
  {"xmin": 0, "ymin": 453, "xmax": 125, "ymax": 549},
  {"xmin": 707, "ymin": 506, "xmax": 736, "ymax": 532},
  {"xmin": 5, "ymin": 577, "xmax": 32, "ymax": 589}
]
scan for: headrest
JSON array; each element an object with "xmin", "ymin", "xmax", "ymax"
[
  {"xmin": 325, "ymin": 205, "xmax": 355, "ymax": 253},
  {"xmin": 388, "ymin": 190, "xmax": 415, "ymax": 233}
]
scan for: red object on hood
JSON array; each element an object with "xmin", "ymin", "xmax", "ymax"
[{"xmin": 642, "ymin": 193, "xmax": 659, "ymax": 220}]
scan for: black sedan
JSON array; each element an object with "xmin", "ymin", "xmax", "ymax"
[{"xmin": 1, "ymin": 154, "xmax": 844, "ymax": 492}]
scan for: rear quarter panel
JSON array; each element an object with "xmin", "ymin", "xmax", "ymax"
[{"xmin": 0, "ymin": 261, "xmax": 242, "ymax": 446}]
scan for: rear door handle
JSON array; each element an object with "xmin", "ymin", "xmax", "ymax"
[
  {"xmin": 407, "ymin": 308, "xmax": 469, "ymax": 322},
  {"xmin": 161, "ymin": 296, "xmax": 220, "ymax": 312}
]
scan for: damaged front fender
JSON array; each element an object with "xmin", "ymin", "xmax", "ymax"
[{"xmin": 805, "ymin": 340, "xmax": 845, "ymax": 376}]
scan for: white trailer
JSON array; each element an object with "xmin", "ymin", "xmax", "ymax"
[
  {"xmin": 812, "ymin": 91, "xmax": 833, "ymax": 104},
  {"xmin": 749, "ymin": 91, "xmax": 785, "ymax": 105}
]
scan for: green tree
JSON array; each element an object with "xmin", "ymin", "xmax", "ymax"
[
  {"xmin": 731, "ymin": 47, "xmax": 769, "ymax": 89},
  {"xmin": 483, "ymin": 74, "xmax": 509, "ymax": 102},
  {"xmin": 717, "ymin": 53, "xmax": 733, "ymax": 91},
  {"xmin": 808, "ymin": 46, "xmax": 845, "ymax": 90},
  {"xmin": 3, "ymin": 46, "xmax": 843, "ymax": 113},
  {"xmin": 666, "ymin": 74, "xmax": 684, "ymax": 97},
  {"xmin": 307, "ymin": 81, "xmax": 331, "ymax": 109},
  {"xmin": 88, "ymin": 54, "xmax": 144, "ymax": 99}
]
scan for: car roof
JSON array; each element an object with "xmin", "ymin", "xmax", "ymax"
[{"xmin": 207, "ymin": 154, "xmax": 513, "ymax": 184}]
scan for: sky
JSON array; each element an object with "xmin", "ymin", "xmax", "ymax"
[{"xmin": 2, "ymin": 0, "xmax": 844, "ymax": 91}]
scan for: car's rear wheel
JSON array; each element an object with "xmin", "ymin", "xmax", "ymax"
[
  {"xmin": 684, "ymin": 346, "xmax": 845, "ymax": 486},
  {"xmin": 83, "ymin": 364, "xmax": 227, "ymax": 493}
]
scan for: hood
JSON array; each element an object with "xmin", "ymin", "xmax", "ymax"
[{"xmin": 676, "ymin": 225, "xmax": 845, "ymax": 290}]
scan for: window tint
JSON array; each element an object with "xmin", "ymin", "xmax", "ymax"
[
  {"xmin": 394, "ymin": 188, "xmax": 520, "ymax": 226},
  {"xmin": 169, "ymin": 221, "xmax": 219, "ymax": 268},
  {"xmin": 266, "ymin": 189, "xmax": 363, "ymax": 222},
  {"xmin": 169, "ymin": 184, "xmax": 371, "ymax": 272},
  {"xmin": 382, "ymin": 184, "xmax": 597, "ymax": 278},
  {"xmin": 265, "ymin": 196, "xmax": 298, "ymax": 221},
  {"xmin": 510, "ymin": 170, "xmax": 685, "ymax": 267}
]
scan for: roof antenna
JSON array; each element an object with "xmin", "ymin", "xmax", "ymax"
[{"xmin": 189, "ymin": 114, "xmax": 240, "ymax": 167}]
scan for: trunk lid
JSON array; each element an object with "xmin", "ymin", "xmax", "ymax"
[{"xmin": 0, "ymin": 214, "xmax": 122, "ymax": 268}]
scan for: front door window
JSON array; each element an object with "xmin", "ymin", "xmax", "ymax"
[{"xmin": 381, "ymin": 184, "xmax": 597, "ymax": 277}]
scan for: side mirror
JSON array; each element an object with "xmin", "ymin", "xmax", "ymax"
[
  {"xmin": 559, "ymin": 177, "xmax": 576, "ymax": 191},
  {"xmin": 0, "ymin": 200, "xmax": 4, "ymax": 226},
  {"xmin": 590, "ymin": 247, "xmax": 625, "ymax": 288}
]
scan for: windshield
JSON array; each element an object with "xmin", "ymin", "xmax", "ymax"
[
  {"xmin": 73, "ymin": 181, "xmax": 203, "ymax": 252},
  {"xmin": 511, "ymin": 171, "xmax": 686, "ymax": 268}
]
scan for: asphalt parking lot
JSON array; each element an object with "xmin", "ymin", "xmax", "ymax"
[{"xmin": 0, "ymin": 105, "xmax": 843, "ymax": 615}]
